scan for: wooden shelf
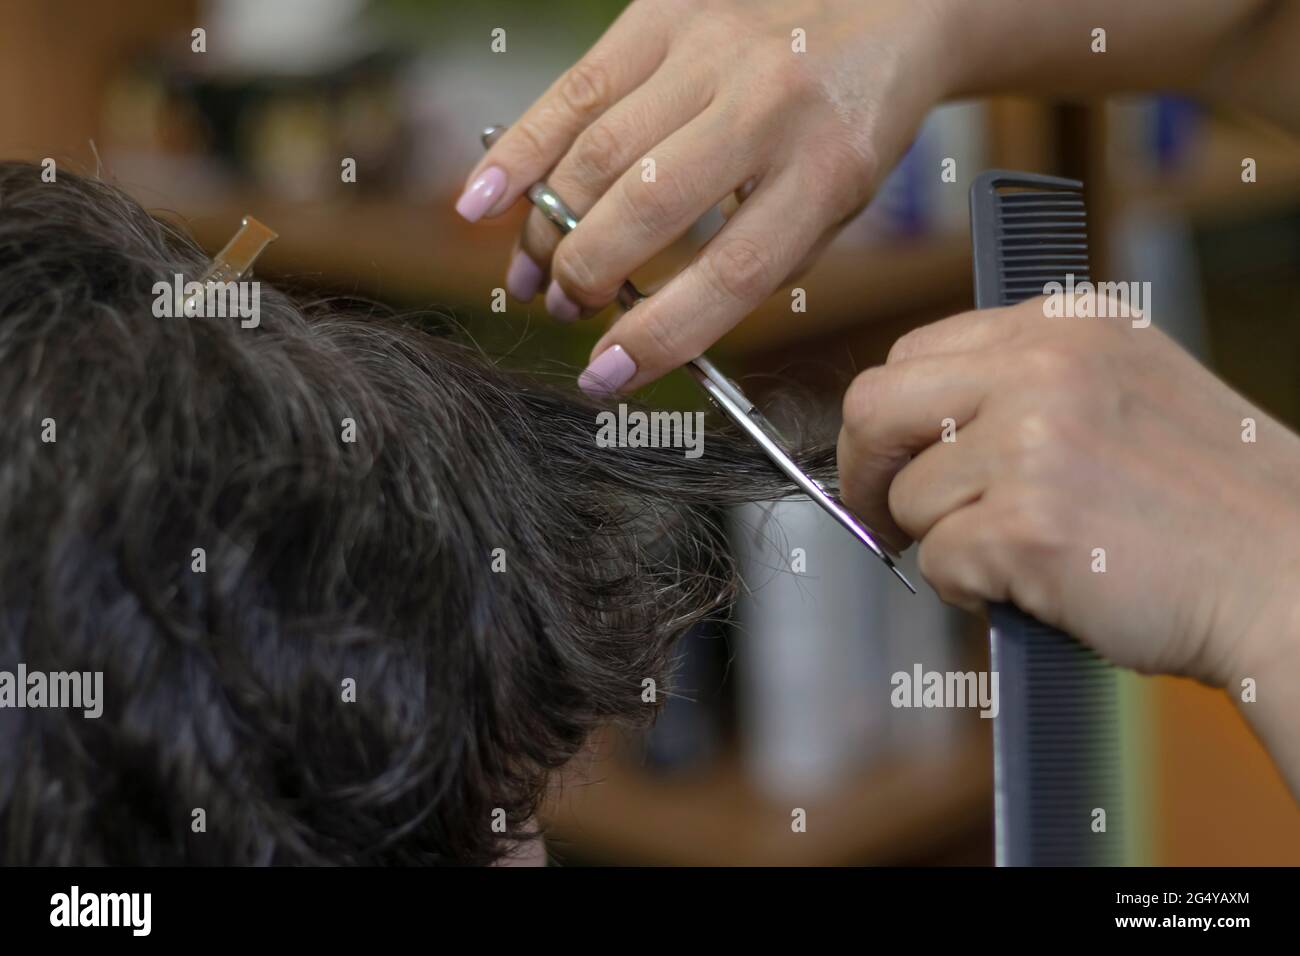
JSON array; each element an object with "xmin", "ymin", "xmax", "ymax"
[
  {"xmin": 136, "ymin": 193, "xmax": 531, "ymax": 304},
  {"xmin": 1110, "ymin": 126, "xmax": 1300, "ymax": 224},
  {"xmin": 130, "ymin": 187, "xmax": 974, "ymax": 355},
  {"xmin": 541, "ymin": 728, "xmax": 993, "ymax": 866},
  {"xmin": 718, "ymin": 234, "xmax": 972, "ymax": 354}
]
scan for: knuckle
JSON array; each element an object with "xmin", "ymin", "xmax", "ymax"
[
  {"xmin": 802, "ymin": 136, "xmax": 875, "ymax": 220},
  {"xmin": 917, "ymin": 531, "xmax": 982, "ymax": 607},
  {"xmin": 716, "ymin": 85, "xmax": 761, "ymax": 138},
  {"xmin": 814, "ymin": 134, "xmax": 872, "ymax": 184},
  {"xmin": 1023, "ymin": 344, "xmax": 1095, "ymax": 409},
  {"xmin": 571, "ymin": 119, "xmax": 627, "ymax": 183},
  {"xmin": 1021, "ymin": 342, "xmax": 1082, "ymax": 386},
  {"xmin": 1000, "ymin": 486, "xmax": 1069, "ymax": 559},
  {"xmin": 1004, "ymin": 409, "xmax": 1067, "ymax": 480},
  {"xmin": 551, "ymin": 243, "xmax": 607, "ymax": 305},
  {"xmin": 887, "ymin": 327, "xmax": 927, "ymax": 365},
  {"xmin": 509, "ymin": 118, "xmax": 549, "ymax": 163},
  {"xmin": 621, "ymin": 165, "xmax": 690, "ymax": 237},
  {"xmin": 1007, "ymin": 403, "xmax": 1089, "ymax": 483},
  {"xmin": 990, "ymin": 491, "xmax": 1069, "ymax": 622},
  {"xmin": 886, "ymin": 474, "xmax": 912, "ymax": 535},
  {"xmin": 769, "ymin": 53, "xmax": 821, "ymax": 101},
  {"xmin": 638, "ymin": 308, "xmax": 687, "ymax": 363},
  {"xmin": 1009, "ymin": 410, "xmax": 1057, "ymax": 454},
  {"xmin": 705, "ymin": 235, "xmax": 773, "ymax": 305},
  {"xmin": 916, "ymin": 536, "xmax": 937, "ymax": 579},
  {"xmin": 841, "ymin": 368, "xmax": 887, "ymax": 437},
  {"xmin": 916, "ymin": 539, "xmax": 954, "ymax": 601},
  {"xmin": 559, "ymin": 60, "xmax": 610, "ymax": 118}
]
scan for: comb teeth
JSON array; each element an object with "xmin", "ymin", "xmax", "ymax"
[
  {"xmin": 971, "ymin": 171, "xmax": 1127, "ymax": 867},
  {"xmin": 991, "ymin": 607, "xmax": 1125, "ymax": 865},
  {"xmin": 994, "ymin": 188, "xmax": 1090, "ymax": 305}
]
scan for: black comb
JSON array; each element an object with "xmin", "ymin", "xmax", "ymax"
[{"xmin": 969, "ymin": 171, "xmax": 1126, "ymax": 866}]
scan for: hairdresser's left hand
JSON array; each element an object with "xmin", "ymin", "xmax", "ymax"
[{"xmin": 836, "ymin": 297, "xmax": 1300, "ymax": 692}]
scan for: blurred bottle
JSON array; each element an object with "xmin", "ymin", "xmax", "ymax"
[
  {"xmin": 882, "ymin": 547, "xmax": 964, "ymax": 758},
  {"xmin": 731, "ymin": 497, "xmax": 891, "ymax": 801}
]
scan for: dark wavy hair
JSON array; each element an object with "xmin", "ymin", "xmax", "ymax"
[{"xmin": 0, "ymin": 162, "xmax": 830, "ymax": 864}]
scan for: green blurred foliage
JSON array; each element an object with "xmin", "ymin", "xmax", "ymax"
[
  {"xmin": 370, "ymin": 0, "xmax": 628, "ymax": 39},
  {"xmin": 376, "ymin": 0, "xmax": 627, "ymax": 16}
]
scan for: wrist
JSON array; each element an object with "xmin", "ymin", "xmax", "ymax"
[
  {"xmin": 1230, "ymin": 554, "xmax": 1300, "ymax": 799},
  {"xmin": 917, "ymin": 0, "xmax": 996, "ymax": 101},
  {"xmin": 1231, "ymin": 510, "xmax": 1300, "ymax": 681},
  {"xmin": 1240, "ymin": 564, "xmax": 1300, "ymax": 688}
]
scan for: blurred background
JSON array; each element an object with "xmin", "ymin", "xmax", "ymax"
[{"xmin": 1, "ymin": 0, "xmax": 1297, "ymax": 865}]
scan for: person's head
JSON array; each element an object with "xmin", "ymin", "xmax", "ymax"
[{"xmin": 0, "ymin": 162, "xmax": 828, "ymax": 864}]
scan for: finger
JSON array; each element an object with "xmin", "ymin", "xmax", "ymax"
[
  {"xmin": 915, "ymin": 500, "xmax": 1008, "ymax": 615},
  {"xmin": 885, "ymin": 297, "xmax": 1047, "ymax": 364},
  {"xmin": 456, "ymin": 2, "xmax": 670, "ymax": 222},
  {"xmin": 519, "ymin": 70, "xmax": 715, "ymax": 314},
  {"xmin": 786, "ymin": 229, "xmax": 835, "ymax": 287},
  {"xmin": 837, "ymin": 350, "xmax": 1000, "ymax": 549},
  {"xmin": 718, "ymin": 177, "xmax": 757, "ymax": 221},
  {"xmin": 837, "ymin": 426, "xmax": 910, "ymax": 551},
  {"xmin": 550, "ymin": 108, "xmax": 757, "ymax": 314},
  {"xmin": 505, "ymin": 239, "xmax": 547, "ymax": 303},
  {"xmin": 917, "ymin": 486, "xmax": 1070, "ymax": 628},
  {"xmin": 888, "ymin": 412, "xmax": 998, "ymax": 542},
  {"xmin": 579, "ymin": 169, "xmax": 824, "ymax": 396},
  {"xmin": 719, "ymin": 196, "xmax": 827, "ymax": 291}
]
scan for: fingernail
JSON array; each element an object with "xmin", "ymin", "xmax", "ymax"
[
  {"xmin": 579, "ymin": 345, "xmax": 636, "ymax": 398},
  {"xmin": 506, "ymin": 251, "xmax": 543, "ymax": 301},
  {"xmin": 545, "ymin": 279, "xmax": 581, "ymax": 322},
  {"xmin": 455, "ymin": 166, "xmax": 507, "ymax": 223}
]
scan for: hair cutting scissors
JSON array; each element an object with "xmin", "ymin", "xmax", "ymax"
[{"xmin": 480, "ymin": 125, "xmax": 914, "ymax": 592}]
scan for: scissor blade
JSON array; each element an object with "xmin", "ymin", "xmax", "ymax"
[
  {"xmin": 479, "ymin": 123, "xmax": 913, "ymax": 593},
  {"xmin": 689, "ymin": 362, "xmax": 915, "ymax": 592}
]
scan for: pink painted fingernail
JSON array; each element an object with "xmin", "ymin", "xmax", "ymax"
[
  {"xmin": 579, "ymin": 345, "xmax": 636, "ymax": 398},
  {"xmin": 455, "ymin": 166, "xmax": 507, "ymax": 223},
  {"xmin": 545, "ymin": 279, "xmax": 581, "ymax": 322},
  {"xmin": 506, "ymin": 251, "xmax": 543, "ymax": 301}
]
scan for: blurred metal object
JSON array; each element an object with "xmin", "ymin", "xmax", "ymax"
[{"xmin": 480, "ymin": 124, "xmax": 913, "ymax": 592}]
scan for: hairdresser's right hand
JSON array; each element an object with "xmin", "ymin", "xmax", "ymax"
[{"xmin": 458, "ymin": 0, "xmax": 958, "ymax": 395}]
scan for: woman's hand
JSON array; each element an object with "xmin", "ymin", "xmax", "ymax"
[
  {"xmin": 458, "ymin": 0, "xmax": 956, "ymax": 395},
  {"xmin": 458, "ymin": 0, "xmax": 1292, "ymax": 397},
  {"xmin": 836, "ymin": 298, "xmax": 1300, "ymax": 694}
]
